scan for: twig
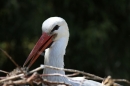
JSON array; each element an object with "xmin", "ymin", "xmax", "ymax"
[
  {"xmin": 0, "ymin": 66, "xmax": 44, "ymax": 83},
  {"xmin": 102, "ymin": 76, "xmax": 122, "ymax": 86},
  {"xmin": 3, "ymin": 72, "xmax": 71, "ymax": 86},
  {"xmin": 0, "ymin": 73, "xmax": 24, "ymax": 83},
  {"xmin": 0, "ymin": 70, "xmax": 9, "ymax": 74},
  {"xmin": 3, "ymin": 79, "xmax": 28, "ymax": 86},
  {"xmin": 102, "ymin": 76, "xmax": 130, "ymax": 86},
  {"xmin": 0, "ymin": 77, "xmax": 6, "ymax": 80},
  {"xmin": 114, "ymin": 79, "xmax": 130, "ymax": 85},
  {"xmin": 31, "ymin": 73, "xmax": 71, "ymax": 86},
  {"xmin": 42, "ymin": 79, "xmax": 71, "ymax": 86},
  {"xmin": 67, "ymin": 73, "xmax": 80, "ymax": 77},
  {"xmin": 41, "ymin": 65, "xmax": 103, "ymax": 80},
  {"xmin": 28, "ymin": 65, "xmax": 44, "ymax": 74},
  {"xmin": 0, "ymin": 48, "xmax": 19, "ymax": 68},
  {"xmin": 0, "ymin": 48, "xmax": 24, "ymax": 74},
  {"xmin": 1, "ymin": 65, "xmax": 130, "ymax": 86},
  {"xmin": 41, "ymin": 73, "xmax": 68, "ymax": 77},
  {"xmin": 0, "ymin": 64, "xmax": 102, "ymax": 84}
]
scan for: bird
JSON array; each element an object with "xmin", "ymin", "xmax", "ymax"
[{"xmin": 23, "ymin": 17, "xmax": 104, "ymax": 86}]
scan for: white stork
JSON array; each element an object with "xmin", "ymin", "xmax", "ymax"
[{"xmin": 24, "ymin": 17, "xmax": 104, "ymax": 86}]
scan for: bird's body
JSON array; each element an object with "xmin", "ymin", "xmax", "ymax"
[{"xmin": 24, "ymin": 17, "xmax": 103, "ymax": 86}]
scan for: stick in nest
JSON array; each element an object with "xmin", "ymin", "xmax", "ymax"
[
  {"xmin": 102, "ymin": 76, "xmax": 122, "ymax": 86},
  {"xmin": 2, "ymin": 72, "xmax": 71, "ymax": 86},
  {"xmin": 0, "ymin": 48, "xmax": 25, "ymax": 74}
]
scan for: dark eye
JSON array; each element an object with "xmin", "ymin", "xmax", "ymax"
[{"xmin": 51, "ymin": 25, "xmax": 59, "ymax": 32}]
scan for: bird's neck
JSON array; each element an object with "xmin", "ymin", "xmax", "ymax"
[{"xmin": 43, "ymin": 37, "xmax": 70, "ymax": 82}]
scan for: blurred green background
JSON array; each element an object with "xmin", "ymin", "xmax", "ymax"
[{"xmin": 0, "ymin": 0, "xmax": 130, "ymax": 85}]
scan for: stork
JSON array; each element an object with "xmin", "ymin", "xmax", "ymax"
[{"xmin": 24, "ymin": 17, "xmax": 103, "ymax": 86}]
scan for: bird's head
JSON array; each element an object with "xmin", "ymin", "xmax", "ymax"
[
  {"xmin": 42, "ymin": 17, "xmax": 69, "ymax": 41},
  {"xmin": 23, "ymin": 17, "xmax": 69, "ymax": 68}
]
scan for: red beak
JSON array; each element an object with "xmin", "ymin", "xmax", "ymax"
[{"xmin": 23, "ymin": 32, "xmax": 53, "ymax": 68}]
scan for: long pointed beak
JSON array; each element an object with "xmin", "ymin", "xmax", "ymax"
[{"xmin": 23, "ymin": 32, "xmax": 53, "ymax": 68}]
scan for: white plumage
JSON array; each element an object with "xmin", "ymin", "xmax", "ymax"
[{"xmin": 41, "ymin": 17, "xmax": 103, "ymax": 86}]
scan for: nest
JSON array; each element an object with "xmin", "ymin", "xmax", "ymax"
[{"xmin": 0, "ymin": 49, "xmax": 130, "ymax": 86}]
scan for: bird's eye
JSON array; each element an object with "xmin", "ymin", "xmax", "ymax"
[{"xmin": 51, "ymin": 25, "xmax": 59, "ymax": 33}]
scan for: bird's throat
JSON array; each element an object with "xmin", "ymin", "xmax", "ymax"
[{"xmin": 43, "ymin": 37, "xmax": 69, "ymax": 82}]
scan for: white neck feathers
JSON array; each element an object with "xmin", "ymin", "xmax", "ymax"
[{"xmin": 43, "ymin": 37, "xmax": 70, "ymax": 83}]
